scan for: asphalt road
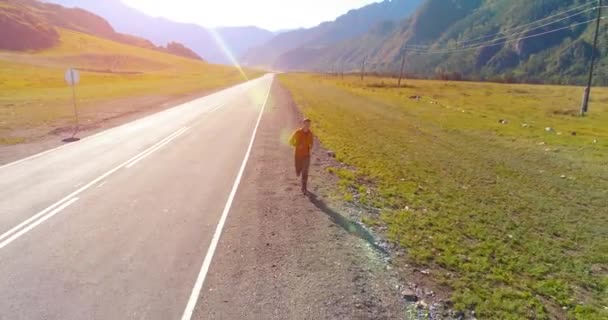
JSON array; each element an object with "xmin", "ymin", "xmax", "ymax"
[{"xmin": 0, "ymin": 74, "xmax": 274, "ymax": 320}]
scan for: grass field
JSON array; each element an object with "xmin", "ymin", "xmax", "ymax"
[
  {"xmin": 279, "ymin": 73, "xmax": 608, "ymax": 319},
  {"xmin": 0, "ymin": 29, "xmax": 262, "ymax": 144}
]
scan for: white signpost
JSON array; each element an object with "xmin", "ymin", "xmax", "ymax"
[
  {"xmin": 64, "ymin": 68, "xmax": 80, "ymax": 140},
  {"xmin": 64, "ymin": 68, "xmax": 80, "ymax": 86}
]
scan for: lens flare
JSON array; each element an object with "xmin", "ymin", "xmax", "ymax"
[
  {"xmin": 207, "ymin": 28, "xmax": 249, "ymax": 81},
  {"xmin": 280, "ymin": 128, "xmax": 293, "ymax": 146}
]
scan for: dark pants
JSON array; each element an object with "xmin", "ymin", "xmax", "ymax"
[{"xmin": 295, "ymin": 155, "xmax": 310, "ymax": 191}]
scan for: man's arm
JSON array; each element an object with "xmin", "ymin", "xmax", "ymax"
[
  {"xmin": 289, "ymin": 131, "xmax": 298, "ymax": 147},
  {"xmin": 308, "ymin": 133, "xmax": 314, "ymax": 151}
]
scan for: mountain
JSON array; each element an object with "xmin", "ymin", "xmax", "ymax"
[
  {"xmin": 401, "ymin": 0, "xmax": 608, "ymax": 85},
  {"xmin": 283, "ymin": 0, "xmax": 607, "ymax": 85},
  {"xmin": 212, "ymin": 26, "xmax": 276, "ymax": 62},
  {"xmin": 42, "ymin": 0, "xmax": 275, "ymax": 64},
  {"xmin": 241, "ymin": 0, "xmax": 424, "ymax": 69},
  {"xmin": 0, "ymin": 1, "xmax": 59, "ymax": 51},
  {"xmin": 0, "ymin": 0, "xmax": 202, "ymax": 60}
]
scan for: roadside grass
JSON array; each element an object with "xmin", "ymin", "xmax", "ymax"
[
  {"xmin": 279, "ymin": 73, "xmax": 608, "ymax": 319},
  {"xmin": 0, "ymin": 29, "xmax": 262, "ymax": 142}
]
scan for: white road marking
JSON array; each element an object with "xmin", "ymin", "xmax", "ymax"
[
  {"xmin": 0, "ymin": 143, "xmax": 74, "ymax": 170},
  {"xmin": 208, "ymin": 104, "xmax": 223, "ymax": 113},
  {"xmin": 124, "ymin": 127, "xmax": 190, "ymax": 168},
  {"xmin": 0, "ymin": 128, "xmax": 116, "ymax": 170},
  {"xmin": 0, "ymin": 127, "xmax": 190, "ymax": 250},
  {"xmin": 0, "ymin": 198, "xmax": 79, "ymax": 249},
  {"xmin": 97, "ymin": 181, "xmax": 107, "ymax": 188},
  {"xmin": 0, "ymin": 94, "xmax": 224, "ymax": 170},
  {"xmin": 0, "ymin": 196, "xmax": 73, "ymax": 242},
  {"xmin": 0, "ymin": 77, "xmax": 265, "ymax": 171},
  {"xmin": 180, "ymin": 77, "xmax": 274, "ymax": 320}
]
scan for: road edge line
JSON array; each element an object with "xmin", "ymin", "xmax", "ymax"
[{"xmin": 180, "ymin": 75, "xmax": 274, "ymax": 320}]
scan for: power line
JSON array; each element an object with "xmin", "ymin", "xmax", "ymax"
[
  {"xmin": 406, "ymin": 6, "xmax": 605, "ymax": 50},
  {"xmin": 405, "ymin": 17, "xmax": 603, "ymax": 54},
  {"xmin": 405, "ymin": 1, "xmax": 599, "ymax": 49},
  {"xmin": 460, "ymin": 1, "xmax": 598, "ymax": 44}
]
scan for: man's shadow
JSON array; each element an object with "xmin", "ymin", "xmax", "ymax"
[{"xmin": 307, "ymin": 192, "xmax": 388, "ymax": 255}]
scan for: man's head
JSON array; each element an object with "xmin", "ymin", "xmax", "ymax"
[{"xmin": 302, "ymin": 118, "xmax": 311, "ymax": 131}]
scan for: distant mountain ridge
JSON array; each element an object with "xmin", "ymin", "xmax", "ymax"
[
  {"xmin": 42, "ymin": 0, "xmax": 275, "ymax": 64},
  {"xmin": 241, "ymin": 0, "xmax": 424, "ymax": 69},
  {"xmin": 265, "ymin": 0, "xmax": 607, "ymax": 85}
]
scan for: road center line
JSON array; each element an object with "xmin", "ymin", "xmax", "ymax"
[
  {"xmin": 0, "ymin": 196, "xmax": 73, "ymax": 242},
  {"xmin": 180, "ymin": 77, "xmax": 274, "ymax": 320},
  {"xmin": 208, "ymin": 104, "xmax": 223, "ymax": 113},
  {"xmin": 123, "ymin": 127, "xmax": 188, "ymax": 168},
  {"xmin": 0, "ymin": 198, "xmax": 79, "ymax": 249},
  {"xmin": 124, "ymin": 127, "xmax": 189, "ymax": 168},
  {"xmin": 0, "ymin": 127, "xmax": 189, "ymax": 250}
]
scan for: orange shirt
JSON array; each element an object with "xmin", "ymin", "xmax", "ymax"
[{"xmin": 290, "ymin": 128, "xmax": 313, "ymax": 158}]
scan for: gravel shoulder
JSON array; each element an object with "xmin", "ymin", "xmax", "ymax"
[{"xmin": 192, "ymin": 80, "xmax": 405, "ymax": 319}]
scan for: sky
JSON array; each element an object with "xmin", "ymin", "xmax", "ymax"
[{"xmin": 122, "ymin": 0, "xmax": 381, "ymax": 31}]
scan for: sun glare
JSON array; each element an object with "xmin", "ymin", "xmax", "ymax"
[
  {"xmin": 122, "ymin": 0, "xmax": 381, "ymax": 30},
  {"xmin": 207, "ymin": 29, "xmax": 249, "ymax": 80}
]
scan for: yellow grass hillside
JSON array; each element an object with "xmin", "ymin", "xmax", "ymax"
[{"xmin": 0, "ymin": 28, "xmax": 261, "ymax": 145}]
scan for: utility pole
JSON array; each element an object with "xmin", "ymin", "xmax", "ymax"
[
  {"xmin": 361, "ymin": 56, "xmax": 367, "ymax": 81},
  {"xmin": 581, "ymin": 0, "xmax": 603, "ymax": 116},
  {"xmin": 398, "ymin": 53, "xmax": 406, "ymax": 87},
  {"xmin": 340, "ymin": 61, "xmax": 344, "ymax": 80}
]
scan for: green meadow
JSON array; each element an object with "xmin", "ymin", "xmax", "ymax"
[{"xmin": 280, "ymin": 73, "xmax": 608, "ymax": 319}]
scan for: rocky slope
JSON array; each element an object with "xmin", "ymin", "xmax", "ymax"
[{"xmin": 0, "ymin": 0, "xmax": 202, "ymax": 60}]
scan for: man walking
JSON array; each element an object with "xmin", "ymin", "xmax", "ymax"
[{"xmin": 290, "ymin": 119, "xmax": 314, "ymax": 195}]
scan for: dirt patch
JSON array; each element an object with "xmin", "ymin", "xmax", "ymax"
[
  {"xmin": 78, "ymin": 68, "xmax": 143, "ymax": 75},
  {"xmin": 367, "ymin": 81, "xmax": 417, "ymax": 89},
  {"xmin": 551, "ymin": 108, "xmax": 580, "ymax": 117}
]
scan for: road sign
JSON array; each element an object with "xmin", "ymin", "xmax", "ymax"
[
  {"xmin": 64, "ymin": 68, "xmax": 80, "ymax": 141},
  {"xmin": 64, "ymin": 68, "xmax": 80, "ymax": 86}
]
